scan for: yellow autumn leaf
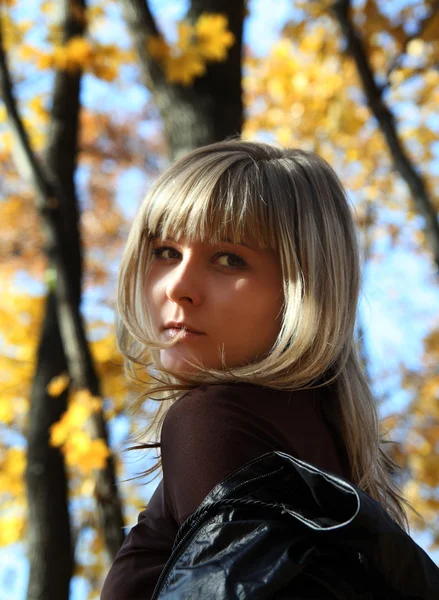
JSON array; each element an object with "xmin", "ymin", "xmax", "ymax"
[
  {"xmin": 73, "ymin": 389, "xmax": 103, "ymax": 412},
  {"xmin": 0, "ymin": 473, "xmax": 8, "ymax": 495},
  {"xmin": 64, "ymin": 429, "xmax": 90, "ymax": 454},
  {"xmin": 272, "ymin": 39, "xmax": 293, "ymax": 60},
  {"xmin": 90, "ymin": 337, "xmax": 117, "ymax": 363},
  {"xmin": 267, "ymin": 77, "xmax": 286, "ymax": 102},
  {"xmin": 424, "ymin": 331, "xmax": 439, "ymax": 357},
  {"xmin": 195, "ymin": 13, "xmax": 235, "ymax": 61},
  {"xmin": 91, "ymin": 533, "xmax": 104, "ymax": 554},
  {"xmin": 40, "ymin": 37, "xmax": 94, "ymax": 74},
  {"xmin": 409, "ymin": 453, "xmax": 439, "ymax": 487},
  {"xmin": 4, "ymin": 448, "xmax": 25, "ymax": 477},
  {"xmin": 80, "ymin": 477, "xmax": 96, "ymax": 496},
  {"xmin": 50, "ymin": 397, "xmax": 92, "ymax": 448},
  {"xmin": 0, "ymin": 397, "xmax": 14, "ymax": 424},
  {"xmin": 29, "ymin": 96, "xmax": 49, "ymax": 124},
  {"xmin": 402, "ymin": 479, "xmax": 421, "ymax": 504},
  {"xmin": 46, "ymin": 373, "xmax": 70, "ymax": 397},
  {"xmin": 416, "ymin": 438, "xmax": 433, "ymax": 456},
  {"xmin": 36, "ymin": 53, "xmax": 53, "ymax": 70},
  {"xmin": 292, "ymin": 72, "xmax": 308, "ymax": 93},
  {"xmin": 0, "ymin": 448, "xmax": 25, "ymax": 496},
  {"xmin": 49, "ymin": 387, "xmax": 104, "ymax": 452},
  {"xmin": 165, "ymin": 51, "xmax": 206, "ymax": 86},
  {"xmin": 346, "ymin": 148, "xmax": 359, "ymax": 162},
  {"xmin": 0, "ymin": 514, "xmax": 25, "ymax": 546},
  {"xmin": 52, "ymin": 46, "xmax": 69, "ymax": 70},
  {"xmin": 92, "ymin": 62, "xmax": 118, "ymax": 82},
  {"xmin": 66, "ymin": 36, "xmax": 93, "ymax": 67},
  {"xmin": 14, "ymin": 343, "xmax": 35, "ymax": 362},
  {"xmin": 66, "ymin": 402, "xmax": 91, "ymax": 426},
  {"xmin": 276, "ymin": 126, "xmax": 294, "ymax": 147},
  {"xmin": 87, "ymin": 5, "xmax": 105, "ymax": 20},
  {"xmin": 64, "ymin": 431, "xmax": 110, "ymax": 473},
  {"xmin": 299, "ymin": 27, "xmax": 325, "ymax": 53},
  {"xmin": 50, "ymin": 416, "xmax": 70, "ymax": 447},
  {"xmin": 41, "ymin": 1, "xmax": 55, "ymax": 14},
  {"xmin": 176, "ymin": 21, "xmax": 193, "ymax": 52},
  {"xmin": 147, "ymin": 36, "xmax": 170, "ymax": 61},
  {"xmin": 80, "ymin": 438, "xmax": 110, "ymax": 472},
  {"xmin": 146, "ymin": 14, "xmax": 233, "ymax": 86},
  {"xmin": 406, "ymin": 38, "xmax": 426, "ymax": 58},
  {"xmin": 18, "ymin": 43, "xmax": 40, "ymax": 61},
  {"xmin": 91, "ymin": 396, "xmax": 103, "ymax": 412}
]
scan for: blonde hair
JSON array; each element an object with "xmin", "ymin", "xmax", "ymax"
[{"xmin": 117, "ymin": 139, "xmax": 419, "ymax": 532}]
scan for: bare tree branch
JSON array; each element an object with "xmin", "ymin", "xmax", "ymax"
[
  {"xmin": 332, "ymin": 0, "xmax": 439, "ymax": 272},
  {"xmin": 385, "ymin": 0, "xmax": 439, "ymax": 85},
  {"xmin": 0, "ymin": 28, "xmax": 54, "ymax": 205}
]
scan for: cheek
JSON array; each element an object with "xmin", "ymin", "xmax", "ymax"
[
  {"xmin": 145, "ymin": 266, "xmax": 164, "ymax": 296},
  {"xmin": 252, "ymin": 293, "xmax": 283, "ymax": 330},
  {"xmin": 144, "ymin": 273, "xmax": 163, "ymax": 320},
  {"xmin": 230, "ymin": 280, "xmax": 283, "ymax": 327}
]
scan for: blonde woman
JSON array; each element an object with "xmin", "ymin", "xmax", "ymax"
[{"xmin": 101, "ymin": 140, "xmax": 439, "ymax": 599}]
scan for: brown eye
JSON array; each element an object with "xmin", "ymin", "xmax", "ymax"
[
  {"xmin": 151, "ymin": 247, "xmax": 180, "ymax": 260},
  {"xmin": 215, "ymin": 253, "xmax": 246, "ymax": 268}
]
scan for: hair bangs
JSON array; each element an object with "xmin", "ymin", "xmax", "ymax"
[{"xmin": 143, "ymin": 158, "xmax": 278, "ymax": 250}]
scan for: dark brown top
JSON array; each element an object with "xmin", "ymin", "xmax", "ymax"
[{"xmin": 101, "ymin": 381, "xmax": 351, "ymax": 600}]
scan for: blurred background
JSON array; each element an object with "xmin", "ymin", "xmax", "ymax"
[{"xmin": 1, "ymin": 0, "xmax": 439, "ymax": 598}]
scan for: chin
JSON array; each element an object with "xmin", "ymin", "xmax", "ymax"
[{"xmin": 160, "ymin": 351, "xmax": 202, "ymax": 375}]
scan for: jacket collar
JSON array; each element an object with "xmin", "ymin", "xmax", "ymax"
[{"xmin": 185, "ymin": 450, "xmax": 439, "ymax": 598}]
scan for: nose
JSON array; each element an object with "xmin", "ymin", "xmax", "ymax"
[{"xmin": 165, "ymin": 256, "xmax": 203, "ymax": 306}]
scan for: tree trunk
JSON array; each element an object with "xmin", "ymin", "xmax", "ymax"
[
  {"xmin": 23, "ymin": 0, "xmax": 124, "ymax": 597},
  {"xmin": 26, "ymin": 294, "xmax": 73, "ymax": 600},
  {"xmin": 25, "ymin": 0, "xmax": 84, "ymax": 596},
  {"xmin": 123, "ymin": 0, "xmax": 244, "ymax": 158}
]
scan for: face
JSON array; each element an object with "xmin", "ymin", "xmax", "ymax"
[{"xmin": 144, "ymin": 236, "xmax": 285, "ymax": 375}]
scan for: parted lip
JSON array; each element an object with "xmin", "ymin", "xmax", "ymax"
[{"xmin": 164, "ymin": 321, "xmax": 204, "ymax": 334}]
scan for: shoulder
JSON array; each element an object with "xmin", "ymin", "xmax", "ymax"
[
  {"xmin": 160, "ymin": 383, "xmax": 276, "ymax": 524},
  {"xmin": 162, "ymin": 382, "xmax": 267, "ymax": 437},
  {"xmin": 168, "ymin": 381, "xmax": 258, "ymax": 410}
]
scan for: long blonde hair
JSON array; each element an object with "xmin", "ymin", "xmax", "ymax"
[{"xmin": 116, "ymin": 139, "xmax": 419, "ymax": 532}]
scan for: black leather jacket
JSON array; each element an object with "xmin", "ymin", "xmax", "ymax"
[{"xmin": 150, "ymin": 450, "xmax": 439, "ymax": 599}]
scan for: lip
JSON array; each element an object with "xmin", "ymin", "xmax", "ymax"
[
  {"xmin": 165, "ymin": 328, "xmax": 204, "ymax": 339},
  {"xmin": 164, "ymin": 321, "xmax": 205, "ymax": 335}
]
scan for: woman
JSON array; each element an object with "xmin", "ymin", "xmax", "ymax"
[{"xmin": 101, "ymin": 140, "xmax": 434, "ymax": 599}]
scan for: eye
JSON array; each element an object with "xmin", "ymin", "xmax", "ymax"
[
  {"xmin": 151, "ymin": 246, "xmax": 180, "ymax": 260},
  {"xmin": 215, "ymin": 252, "xmax": 247, "ymax": 268},
  {"xmin": 151, "ymin": 246, "xmax": 247, "ymax": 269}
]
